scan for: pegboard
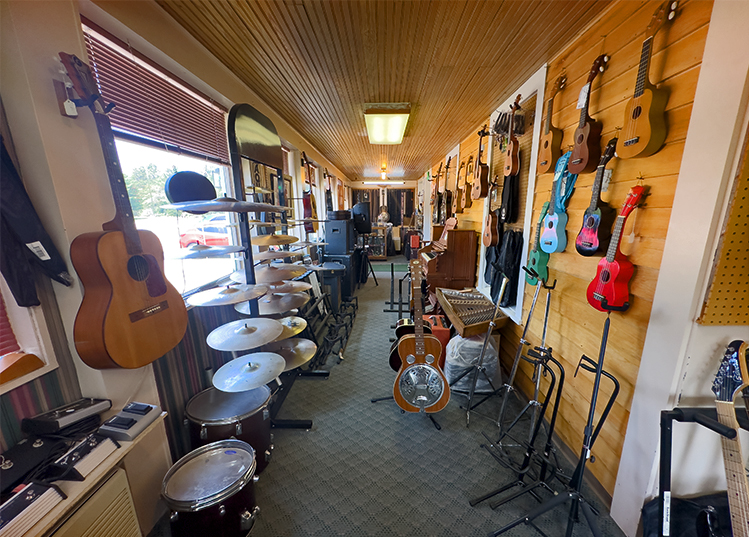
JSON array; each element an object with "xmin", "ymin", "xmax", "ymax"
[{"xmin": 699, "ymin": 124, "xmax": 749, "ymax": 325}]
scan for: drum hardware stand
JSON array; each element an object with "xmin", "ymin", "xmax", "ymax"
[
  {"xmin": 489, "ymin": 315, "xmax": 619, "ymax": 537},
  {"xmin": 358, "ymin": 245, "xmax": 379, "ymax": 288}
]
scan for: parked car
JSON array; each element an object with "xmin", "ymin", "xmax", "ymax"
[{"xmin": 179, "ymin": 215, "xmax": 231, "ymax": 247}]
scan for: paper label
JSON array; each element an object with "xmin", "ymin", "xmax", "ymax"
[
  {"xmin": 663, "ymin": 491, "xmax": 671, "ymax": 536},
  {"xmin": 63, "ymin": 99, "xmax": 78, "ymax": 117},
  {"xmin": 576, "ymin": 83, "xmax": 590, "ymax": 109},
  {"xmin": 602, "ymin": 169, "xmax": 613, "ymax": 192},
  {"xmin": 26, "ymin": 241, "xmax": 51, "ymax": 261}
]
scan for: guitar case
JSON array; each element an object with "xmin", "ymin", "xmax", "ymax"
[
  {"xmin": 499, "ymin": 172, "xmax": 519, "ymax": 224},
  {"xmin": 494, "ymin": 229, "xmax": 523, "ymax": 307},
  {"xmin": 641, "ymin": 492, "xmax": 731, "ymax": 537}
]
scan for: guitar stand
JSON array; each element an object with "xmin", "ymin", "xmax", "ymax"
[
  {"xmin": 489, "ymin": 315, "xmax": 619, "ymax": 537},
  {"xmin": 384, "ymin": 264, "xmax": 412, "ymax": 315}
]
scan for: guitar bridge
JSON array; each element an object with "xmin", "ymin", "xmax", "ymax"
[
  {"xmin": 129, "ymin": 300, "xmax": 169, "ymax": 323},
  {"xmin": 623, "ymin": 137, "xmax": 639, "ymax": 146},
  {"xmin": 593, "ymin": 292, "xmax": 605, "ymax": 301}
]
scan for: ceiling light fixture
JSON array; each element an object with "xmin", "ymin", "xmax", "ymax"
[
  {"xmin": 364, "ymin": 103, "xmax": 411, "ymax": 145},
  {"xmin": 363, "ymin": 181, "xmax": 405, "ymax": 186}
]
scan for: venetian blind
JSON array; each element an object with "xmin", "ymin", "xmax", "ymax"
[{"xmin": 0, "ymin": 294, "xmax": 21, "ymax": 356}]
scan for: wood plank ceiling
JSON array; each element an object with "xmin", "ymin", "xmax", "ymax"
[{"xmin": 155, "ymin": 0, "xmax": 612, "ymax": 181}]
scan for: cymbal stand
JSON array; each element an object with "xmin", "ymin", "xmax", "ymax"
[{"xmin": 489, "ymin": 315, "xmax": 620, "ymax": 537}]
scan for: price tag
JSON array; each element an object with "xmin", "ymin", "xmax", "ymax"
[
  {"xmin": 26, "ymin": 241, "xmax": 51, "ymax": 261},
  {"xmin": 601, "ymin": 169, "xmax": 613, "ymax": 192},
  {"xmin": 576, "ymin": 83, "xmax": 590, "ymax": 109},
  {"xmin": 63, "ymin": 99, "xmax": 78, "ymax": 117}
]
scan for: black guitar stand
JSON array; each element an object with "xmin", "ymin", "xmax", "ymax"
[
  {"xmin": 489, "ymin": 314, "xmax": 620, "ymax": 537},
  {"xmin": 384, "ymin": 263, "xmax": 411, "ymax": 315}
]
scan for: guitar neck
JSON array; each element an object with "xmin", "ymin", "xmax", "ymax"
[
  {"xmin": 544, "ymin": 96, "xmax": 555, "ymax": 135},
  {"xmin": 411, "ymin": 266, "xmax": 425, "ymax": 355},
  {"xmin": 634, "ymin": 37, "xmax": 654, "ymax": 97},
  {"xmin": 589, "ymin": 165, "xmax": 607, "ymax": 210},
  {"xmin": 93, "ymin": 113, "xmax": 142, "ymax": 254},
  {"xmin": 715, "ymin": 400, "xmax": 749, "ymax": 537}
]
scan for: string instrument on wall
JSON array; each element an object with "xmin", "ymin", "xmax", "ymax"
[
  {"xmin": 526, "ymin": 202, "xmax": 550, "ymax": 286},
  {"xmin": 586, "ymin": 185, "xmax": 648, "ymax": 312},
  {"xmin": 540, "ymin": 152, "xmax": 577, "ymax": 254},
  {"xmin": 462, "ymin": 156, "xmax": 474, "ymax": 209},
  {"xmin": 452, "ymin": 161, "xmax": 466, "ymax": 214},
  {"xmin": 471, "ymin": 126, "xmax": 490, "ymax": 200},
  {"xmin": 393, "ymin": 259, "xmax": 450, "ymax": 413},
  {"xmin": 707, "ymin": 340, "xmax": 749, "ymax": 537},
  {"xmin": 537, "ymin": 74, "xmax": 567, "ymax": 175},
  {"xmin": 503, "ymin": 95, "xmax": 522, "ymax": 177},
  {"xmin": 618, "ymin": 0, "xmax": 678, "ymax": 159},
  {"xmin": 575, "ymin": 137, "xmax": 618, "ymax": 256},
  {"xmin": 59, "ymin": 52, "xmax": 188, "ymax": 370},
  {"xmin": 569, "ymin": 53, "xmax": 609, "ymax": 175},
  {"xmin": 432, "ymin": 161, "xmax": 443, "ymax": 225},
  {"xmin": 301, "ymin": 153, "xmax": 318, "ymax": 233},
  {"xmin": 482, "ymin": 178, "xmax": 501, "ymax": 248},
  {"xmin": 439, "ymin": 157, "xmax": 453, "ymax": 224}
]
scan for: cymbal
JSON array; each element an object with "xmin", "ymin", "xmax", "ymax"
[
  {"xmin": 172, "ymin": 244, "xmax": 246, "ymax": 259},
  {"xmin": 212, "ymin": 352, "xmax": 285, "ymax": 392},
  {"xmin": 291, "ymin": 241, "xmax": 328, "ymax": 248},
  {"xmin": 253, "ymin": 234, "xmax": 299, "ymax": 246},
  {"xmin": 235, "ymin": 292, "xmax": 310, "ymax": 316},
  {"xmin": 206, "ymin": 318, "xmax": 284, "ymax": 351},
  {"xmin": 187, "ymin": 284, "xmax": 269, "ymax": 307},
  {"xmin": 164, "ymin": 197, "xmax": 289, "ymax": 214},
  {"xmin": 230, "ymin": 265, "xmax": 309, "ymax": 284},
  {"xmin": 262, "ymin": 338, "xmax": 317, "ymax": 371},
  {"xmin": 288, "ymin": 219, "xmax": 329, "ymax": 223},
  {"xmin": 273, "ymin": 316, "xmax": 308, "ymax": 341},
  {"xmin": 269, "ymin": 280, "xmax": 313, "ymax": 293},
  {"xmin": 253, "ymin": 250, "xmax": 303, "ymax": 261}
]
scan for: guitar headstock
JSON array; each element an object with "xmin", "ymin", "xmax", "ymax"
[
  {"xmin": 619, "ymin": 185, "xmax": 648, "ymax": 218},
  {"xmin": 477, "ymin": 124, "xmax": 490, "ymax": 139},
  {"xmin": 712, "ymin": 340, "xmax": 749, "ymax": 402},
  {"xmin": 410, "ymin": 259, "xmax": 422, "ymax": 283},
  {"xmin": 552, "ymin": 74, "xmax": 567, "ymax": 97},
  {"xmin": 58, "ymin": 52, "xmax": 111, "ymax": 115},
  {"xmin": 587, "ymin": 53, "xmax": 610, "ymax": 83},
  {"xmin": 600, "ymin": 137, "xmax": 618, "ymax": 167},
  {"xmin": 466, "ymin": 156, "xmax": 474, "ymax": 177},
  {"xmin": 646, "ymin": 1, "xmax": 678, "ymax": 40},
  {"xmin": 510, "ymin": 94, "xmax": 522, "ymax": 112}
]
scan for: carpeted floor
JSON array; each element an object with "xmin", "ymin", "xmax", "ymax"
[{"xmin": 150, "ymin": 273, "xmax": 628, "ymax": 537}]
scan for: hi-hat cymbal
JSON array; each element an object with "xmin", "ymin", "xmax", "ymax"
[
  {"xmin": 273, "ymin": 316, "xmax": 308, "ymax": 341},
  {"xmin": 164, "ymin": 197, "xmax": 288, "ymax": 214},
  {"xmin": 235, "ymin": 292, "xmax": 310, "ymax": 316},
  {"xmin": 253, "ymin": 250, "xmax": 303, "ymax": 261},
  {"xmin": 172, "ymin": 244, "xmax": 246, "ymax": 259},
  {"xmin": 262, "ymin": 338, "xmax": 317, "ymax": 371},
  {"xmin": 212, "ymin": 352, "xmax": 285, "ymax": 392},
  {"xmin": 206, "ymin": 318, "xmax": 284, "ymax": 351},
  {"xmin": 291, "ymin": 241, "xmax": 328, "ymax": 248},
  {"xmin": 253, "ymin": 234, "xmax": 299, "ymax": 246},
  {"xmin": 269, "ymin": 280, "xmax": 313, "ymax": 293},
  {"xmin": 187, "ymin": 284, "xmax": 269, "ymax": 307}
]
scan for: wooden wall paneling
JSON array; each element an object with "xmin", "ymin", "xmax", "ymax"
[{"xmin": 497, "ymin": 0, "xmax": 712, "ymax": 496}]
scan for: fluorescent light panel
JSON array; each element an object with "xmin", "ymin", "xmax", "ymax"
[
  {"xmin": 364, "ymin": 104, "xmax": 410, "ymax": 145},
  {"xmin": 363, "ymin": 181, "xmax": 405, "ymax": 185}
]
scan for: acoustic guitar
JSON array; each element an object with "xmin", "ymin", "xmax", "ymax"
[
  {"xmin": 617, "ymin": 0, "xmax": 678, "ymax": 160},
  {"xmin": 432, "ymin": 162, "xmax": 443, "ymax": 225},
  {"xmin": 482, "ymin": 178, "xmax": 501, "ymax": 248},
  {"xmin": 575, "ymin": 137, "xmax": 618, "ymax": 256},
  {"xmin": 388, "ymin": 315, "xmax": 434, "ymax": 372},
  {"xmin": 393, "ymin": 259, "xmax": 450, "ymax": 413},
  {"xmin": 540, "ymin": 152, "xmax": 576, "ymax": 254},
  {"xmin": 439, "ymin": 157, "xmax": 453, "ymax": 224},
  {"xmin": 452, "ymin": 161, "xmax": 466, "ymax": 214},
  {"xmin": 569, "ymin": 54, "xmax": 609, "ymax": 175},
  {"xmin": 537, "ymin": 75, "xmax": 567, "ymax": 175},
  {"xmin": 301, "ymin": 153, "xmax": 318, "ymax": 233},
  {"xmin": 471, "ymin": 126, "xmax": 490, "ymax": 200},
  {"xmin": 526, "ymin": 201, "xmax": 550, "ymax": 286},
  {"xmin": 60, "ymin": 52, "xmax": 188, "ymax": 370},
  {"xmin": 462, "ymin": 156, "xmax": 474, "ymax": 209},
  {"xmin": 503, "ymin": 95, "xmax": 522, "ymax": 177},
  {"xmin": 586, "ymin": 185, "xmax": 648, "ymax": 312}
]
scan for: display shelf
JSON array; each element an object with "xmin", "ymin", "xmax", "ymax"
[{"xmin": 358, "ymin": 225, "xmax": 387, "ymax": 260}]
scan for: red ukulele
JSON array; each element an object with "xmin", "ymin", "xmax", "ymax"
[{"xmin": 586, "ymin": 185, "xmax": 648, "ymax": 312}]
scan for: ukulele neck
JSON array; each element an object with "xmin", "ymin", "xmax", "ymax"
[{"xmin": 634, "ymin": 37, "xmax": 654, "ymax": 98}]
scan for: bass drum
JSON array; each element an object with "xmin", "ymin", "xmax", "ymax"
[
  {"xmin": 162, "ymin": 439, "xmax": 259, "ymax": 537},
  {"xmin": 185, "ymin": 385, "xmax": 273, "ymax": 473}
]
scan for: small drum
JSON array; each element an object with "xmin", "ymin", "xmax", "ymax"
[
  {"xmin": 162, "ymin": 439, "xmax": 259, "ymax": 537},
  {"xmin": 185, "ymin": 385, "xmax": 273, "ymax": 473}
]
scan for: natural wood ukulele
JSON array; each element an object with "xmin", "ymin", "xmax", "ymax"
[
  {"xmin": 503, "ymin": 95, "xmax": 522, "ymax": 177},
  {"xmin": 452, "ymin": 161, "xmax": 466, "ymax": 214},
  {"xmin": 537, "ymin": 75, "xmax": 567, "ymax": 175},
  {"xmin": 60, "ymin": 52, "xmax": 188, "ymax": 369},
  {"xmin": 569, "ymin": 54, "xmax": 609, "ymax": 175},
  {"xmin": 471, "ymin": 126, "xmax": 490, "ymax": 200}
]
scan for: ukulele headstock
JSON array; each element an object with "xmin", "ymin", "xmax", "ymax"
[
  {"xmin": 712, "ymin": 340, "xmax": 749, "ymax": 402},
  {"xmin": 600, "ymin": 137, "xmax": 618, "ymax": 166},
  {"xmin": 587, "ymin": 53, "xmax": 609, "ymax": 83},
  {"xmin": 620, "ymin": 185, "xmax": 648, "ymax": 218},
  {"xmin": 58, "ymin": 52, "xmax": 112, "ymax": 115},
  {"xmin": 646, "ymin": 1, "xmax": 678, "ymax": 39},
  {"xmin": 553, "ymin": 74, "xmax": 567, "ymax": 96}
]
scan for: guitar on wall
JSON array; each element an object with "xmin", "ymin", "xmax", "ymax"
[
  {"xmin": 503, "ymin": 95, "xmax": 522, "ymax": 177},
  {"xmin": 618, "ymin": 0, "xmax": 678, "ymax": 159},
  {"xmin": 537, "ymin": 74, "xmax": 567, "ymax": 175},
  {"xmin": 301, "ymin": 153, "xmax": 319, "ymax": 233},
  {"xmin": 432, "ymin": 161, "xmax": 443, "ymax": 225},
  {"xmin": 393, "ymin": 259, "xmax": 450, "ymax": 413},
  {"xmin": 462, "ymin": 156, "xmax": 474, "ymax": 209},
  {"xmin": 526, "ymin": 201, "xmax": 550, "ymax": 286},
  {"xmin": 569, "ymin": 53, "xmax": 609, "ymax": 175},
  {"xmin": 701, "ymin": 340, "xmax": 749, "ymax": 537},
  {"xmin": 59, "ymin": 52, "xmax": 188, "ymax": 370},
  {"xmin": 439, "ymin": 157, "xmax": 453, "ymax": 224},
  {"xmin": 471, "ymin": 125, "xmax": 490, "ymax": 200},
  {"xmin": 540, "ymin": 152, "xmax": 577, "ymax": 254},
  {"xmin": 586, "ymin": 185, "xmax": 648, "ymax": 312},
  {"xmin": 575, "ymin": 137, "xmax": 618, "ymax": 256},
  {"xmin": 482, "ymin": 178, "xmax": 501, "ymax": 248},
  {"xmin": 452, "ymin": 161, "xmax": 466, "ymax": 214}
]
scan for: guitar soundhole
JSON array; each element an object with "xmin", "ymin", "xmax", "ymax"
[
  {"xmin": 543, "ymin": 140, "xmax": 549, "ymax": 149},
  {"xmin": 600, "ymin": 270, "xmax": 611, "ymax": 284},
  {"xmin": 531, "ymin": 258, "xmax": 536, "ymax": 266},
  {"xmin": 586, "ymin": 216, "xmax": 596, "ymax": 227},
  {"xmin": 632, "ymin": 106, "xmax": 642, "ymax": 119},
  {"xmin": 127, "ymin": 255, "xmax": 151, "ymax": 282},
  {"xmin": 577, "ymin": 134, "xmax": 584, "ymax": 144},
  {"xmin": 547, "ymin": 221, "xmax": 553, "ymax": 229}
]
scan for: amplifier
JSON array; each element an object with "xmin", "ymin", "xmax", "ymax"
[
  {"xmin": 325, "ymin": 219, "xmax": 355, "ymax": 254},
  {"xmin": 424, "ymin": 315, "xmax": 450, "ymax": 369},
  {"xmin": 22, "ymin": 398, "xmax": 111, "ymax": 435}
]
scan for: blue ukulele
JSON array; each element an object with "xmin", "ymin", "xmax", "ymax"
[{"xmin": 540, "ymin": 152, "xmax": 577, "ymax": 254}]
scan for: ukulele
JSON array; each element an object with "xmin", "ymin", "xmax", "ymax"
[
  {"xmin": 393, "ymin": 259, "xmax": 450, "ymax": 413},
  {"xmin": 618, "ymin": 1, "xmax": 678, "ymax": 160},
  {"xmin": 471, "ymin": 126, "xmax": 490, "ymax": 200},
  {"xmin": 504, "ymin": 95, "xmax": 522, "ymax": 177},
  {"xmin": 586, "ymin": 185, "xmax": 648, "ymax": 312},
  {"xmin": 537, "ymin": 75, "xmax": 567, "ymax": 175},
  {"xmin": 569, "ymin": 54, "xmax": 609, "ymax": 175},
  {"xmin": 462, "ymin": 156, "xmax": 474, "ymax": 209},
  {"xmin": 301, "ymin": 152, "xmax": 318, "ymax": 233},
  {"xmin": 452, "ymin": 161, "xmax": 466, "ymax": 214},
  {"xmin": 439, "ymin": 157, "xmax": 453, "ymax": 224},
  {"xmin": 526, "ymin": 201, "xmax": 550, "ymax": 286},
  {"xmin": 482, "ymin": 179, "xmax": 501, "ymax": 248},
  {"xmin": 60, "ymin": 53, "xmax": 188, "ymax": 370},
  {"xmin": 575, "ymin": 137, "xmax": 618, "ymax": 256},
  {"xmin": 540, "ymin": 152, "xmax": 576, "ymax": 254},
  {"xmin": 708, "ymin": 340, "xmax": 749, "ymax": 537},
  {"xmin": 432, "ymin": 162, "xmax": 443, "ymax": 225}
]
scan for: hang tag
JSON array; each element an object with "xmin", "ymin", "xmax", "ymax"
[
  {"xmin": 26, "ymin": 241, "xmax": 51, "ymax": 261},
  {"xmin": 627, "ymin": 208, "xmax": 638, "ymax": 243},
  {"xmin": 63, "ymin": 99, "xmax": 78, "ymax": 117},
  {"xmin": 601, "ymin": 169, "xmax": 613, "ymax": 192},
  {"xmin": 576, "ymin": 83, "xmax": 590, "ymax": 109}
]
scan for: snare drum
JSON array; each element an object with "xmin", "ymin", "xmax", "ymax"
[
  {"xmin": 162, "ymin": 439, "xmax": 259, "ymax": 537},
  {"xmin": 185, "ymin": 385, "xmax": 273, "ymax": 473}
]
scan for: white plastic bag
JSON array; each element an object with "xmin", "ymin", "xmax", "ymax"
[{"xmin": 444, "ymin": 333, "xmax": 500, "ymax": 393}]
